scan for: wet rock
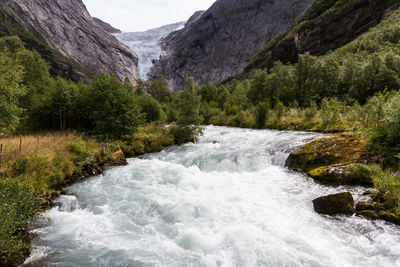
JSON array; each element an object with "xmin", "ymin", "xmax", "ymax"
[
  {"xmin": 378, "ymin": 211, "xmax": 400, "ymax": 225},
  {"xmin": 287, "ymin": 135, "xmax": 371, "ymax": 173},
  {"xmin": 356, "ymin": 210, "xmax": 379, "ymax": 220},
  {"xmin": 307, "ymin": 164, "xmax": 373, "ymax": 186},
  {"xmin": 356, "ymin": 202, "xmax": 373, "ymax": 212},
  {"xmin": 110, "ymin": 149, "xmax": 128, "ymax": 166},
  {"xmin": 313, "ymin": 192, "xmax": 355, "ymax": 215}
]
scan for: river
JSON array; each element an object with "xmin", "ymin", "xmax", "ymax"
[{"xmin": 25, "ymin": 126, "xmax": 400, "ymax": 267}]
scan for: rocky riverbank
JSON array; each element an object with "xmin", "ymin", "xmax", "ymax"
[{"xmin": 286, "ymin": 133, "xmax": 400, "ymax": 226}]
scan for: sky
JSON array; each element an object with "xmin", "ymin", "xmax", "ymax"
[{"xmin": 82, "ymin": 0, "xmax": 216, "ymax": 32}]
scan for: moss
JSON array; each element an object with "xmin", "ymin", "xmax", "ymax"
[
  {"xmin": 378, "ymin": 211, "xmax": 400, "ymax": 225},
  {"xmin": 356, "ymin": 202, "xmax": 373, "ymax": 211},
  {"xmin": 356, "ymin": 210, "xmax": 379, "ymax": 220}
]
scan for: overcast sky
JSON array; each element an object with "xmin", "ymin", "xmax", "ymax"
[{"xmin": 82, "ymin": 0, "xmax": 216, "ymax": 32}]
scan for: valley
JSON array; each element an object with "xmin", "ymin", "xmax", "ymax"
[{"xmin": 1, "ymin": 0, "xmax": 400, "ymax": 266}]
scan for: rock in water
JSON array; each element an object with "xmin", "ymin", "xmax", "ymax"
[
  {"xmin": 1, "ymin": 0, "xmax": 138, "ymax": 83},
  {"xmin": 313, "ymin": 192, "xmax": 355, "ymax": 215},
  {"xmin": 149, "ymin": 0, "xmax": 312, "ymax": 91}
]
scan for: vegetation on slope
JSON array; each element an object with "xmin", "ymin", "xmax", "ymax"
[{"xmin": 241, "ymin": 0, "xmax": 399, "ymax": 78}]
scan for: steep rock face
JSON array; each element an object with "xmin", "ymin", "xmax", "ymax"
[
  {"xmin": 1, "ymin": 0, "xmax": 138, "ymax": 82},
  {"xmin": 117, "ymin": 22, "xmax": 185, "ymax": 80},
  {"xmin": 149, "ymin": 0, "xmax": 312, "ymax": 91},
  {"xmin": 93, "ymin": 18, "xmax": 122, "ymax": 34},
  {"xmin": 241, "ymin": 0, "xmax": 400, "ymax": 79}
]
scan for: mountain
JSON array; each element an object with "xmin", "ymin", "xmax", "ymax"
[
  {"xmin": 116, "ymin": 22, "xmax": 185, "ymax": 80},
  {"xmin": 0, "ymin": 0, "xmax": 138, "ymax": 83},
  {"xmin": 240, "ymin": 0, "xmax": 400, "ymax": 79},
  {"xmin": 93, "ymin": 17, "xmax": 122, "ymax": 34},
  {"xmin": 148, "ymin": 0, "xmax": 313, "ymax": 91}
]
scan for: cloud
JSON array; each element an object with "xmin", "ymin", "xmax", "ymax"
[{"xmin": 82, "ymin": 0, "xmax": 216, "ymax": 32}]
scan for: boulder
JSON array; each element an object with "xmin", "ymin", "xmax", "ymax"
[
  {"xmin": 313, "ymin": 192, "xmax": 355, "ymax": 215},
  {"xmin": 307, "ymin": 164, "xmax": 373, "ymax": 186},
  {"xmin": 110, "ymin": 149, "xmax": 128, "ymax": 166}
]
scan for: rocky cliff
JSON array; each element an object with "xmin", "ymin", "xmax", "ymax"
[
  {"xmin": 0, "ymin": 0, "xmax": 138, "ymax": 83},
  {"xmin": 241, "ymin": 0, "xmax": 400, "ymax": 79},
  {"xmin": 117, "ymin": 22, "xmax": 185, "ymax": 80},
  {"xmin": 93, "ymin": 18, "xmax": 122, "ymax": 34},
  {"xmin": 149, "ymin": 0, "xmax": 312, "ymax": 91}
]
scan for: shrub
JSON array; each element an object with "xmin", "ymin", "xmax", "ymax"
[
  {"xmin": 0, "ymin": 177, "xmax": 41, "ymax": 265},
  {"xmin": 303, "ymin": 101, "xmax": 318, "ymax": 121},
  {"xmin": 320, "ymin": 97, "xmax": 342, "ymax": 127}
]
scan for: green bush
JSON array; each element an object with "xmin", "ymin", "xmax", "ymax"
[
  {"xmin": 66, "ymin": 138, "xmax": 96, "ymax": 170},
  {"xmin": 0, "ymin": 177, "xmax": 41, "ymax": 266},
  {"xmin": 320, "ymin": 97, "xmax": 342, "ymax": 127},
  {"xmin": 303, "ymin": 101, "xmax": 318, "ymax": 120}
]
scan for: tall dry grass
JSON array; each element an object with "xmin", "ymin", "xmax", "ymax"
[{"xmin": 0, "ymin": 132, "xmax": 91, "ymax": 174}]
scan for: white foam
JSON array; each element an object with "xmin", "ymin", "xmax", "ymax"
[{"xmin": 26, "ymin": 126, "xmax": 400, "ymax": 266}]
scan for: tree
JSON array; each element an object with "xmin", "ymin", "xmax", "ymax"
[
  {"xmin": 172, "ymin": 77, "xmax": 203, "ymax": 143},
  {"xmin": 149, "ymin": 76, "xmax": 171, "ymax": 103},
  {"xmin": 137, "ymin": 95, "xmax": 162, "ymax": 123},
  {"xmin": 248, "ymin": 69, "xmax": 268, "ymax": 105},
  {"xmin": 0, "ymin": 50, "xmax": 26, "ymax": 134},
  {"xmin": 86, "ymin": 74, "xmax": 143, "ymax": 139},
  {"xmin": 255, "ymin": 102, "xmax": 269, "ymax": 129}
]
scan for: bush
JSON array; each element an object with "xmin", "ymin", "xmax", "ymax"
[
  {"xmin": 303, "ymin": 101, "xmax": 318, "ymax": 120},
  {"xmin": 66, "ymin": 138, "xmax": 96, "ymax": 170},
  {"xmin": 0, "ymin": 177, "xmax": 41, "ymax": 265},
  {"xmin": 320, "ymin": 97, "xmax": 341, "ymax": 127}
]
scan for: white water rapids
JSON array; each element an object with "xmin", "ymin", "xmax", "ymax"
[{"xmin": 25, "ymin": 126, "xmax": 400, "ymax": 267}]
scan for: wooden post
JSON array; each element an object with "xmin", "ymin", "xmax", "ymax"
[
  {"xmin": 101, "ymin": 145, "xmax": 106, "ymax": 157},
  {"xmin": 19, "ymin": 137, "xmax": 22, "ymax": 152},
  {"xmin": 0, "ymin": 144, "xmax": 2, "ymax": 167}
]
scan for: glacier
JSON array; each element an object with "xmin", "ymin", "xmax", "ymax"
[{"xmin": 116, "ymin": 22, "xmax": 185, "ymax": 80}]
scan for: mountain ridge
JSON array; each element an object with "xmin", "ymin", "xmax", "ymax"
[
  {"xmin": 149, "ymin": 0, "xmax": 313, "ymax": 91},
  {"xmin": 0, "ymin": 0, "xmax": 138, "ymax": 83}
]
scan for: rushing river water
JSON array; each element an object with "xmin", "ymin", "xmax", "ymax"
[{"xmin": 25, "ymin": 126, "xmax": 400, "ymax": 267}]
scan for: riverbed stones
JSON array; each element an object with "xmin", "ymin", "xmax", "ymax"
[
  {"xmin": 313, "ymin": 192, "xmax": 355, "ymax": 215},
  {"xmin": 307, "ymin": 164, "xmax": 373, "ymax": 186},
  {"xmin": 287, "ymin": 134, "xmax": 377, "ymax": 186}
]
